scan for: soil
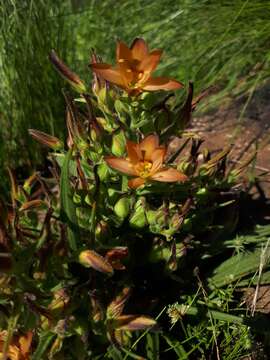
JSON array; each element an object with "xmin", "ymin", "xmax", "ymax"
[
  {"xmin": 191, "ymin": 83, "xmax": 270, "ymax": 198},
  {"xmin": 192, "ymin": 86, "xmax": 270, "ymax": 360}
]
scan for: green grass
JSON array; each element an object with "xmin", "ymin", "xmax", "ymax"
[
  {"xmin": 0, "ymin": 0, "xmax": 270, "ymax": 181},
  {"xmin": 1, "ymin": 0, "xmax": 270, "ymax": 187}
]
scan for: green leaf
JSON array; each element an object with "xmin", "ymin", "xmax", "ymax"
[
  {"xmin": 60, "ymin": 148, "xmax": 80, "ymax": 251},
  {"xmin": 163, "ymin": 335, "xmax": 188, "ymax": 359},
  {"xmin": 208, "ymin": 247, "xmax": 270, "ymax": 288},
  {"xmin": 146, "ymin": 333, "xmax": 160, "ymax": 360},
  {"xmin": 31, "ymin": 331, "xmax": 55, "ymax": 360}
]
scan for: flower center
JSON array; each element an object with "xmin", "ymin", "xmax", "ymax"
[{"xmin": 135, "ymin": 161, "xmax": 153, "ymax": 178}]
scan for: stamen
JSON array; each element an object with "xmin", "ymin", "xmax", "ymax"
[{"xmin": 136, "ymin": 161, "xmax": 153, "ymax": 178}]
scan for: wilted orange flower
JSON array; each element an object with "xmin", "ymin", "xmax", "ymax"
[
  {"xmin": 105, "ymin": 134, "xmax": 187, "ymax": 188},
  {"xmin": 0, "ymin": 331, "xmax": 33, "ymax": 360},
  {"xmin": 91, "ymin": 38, "xmax": 183, "ymax": 95}
]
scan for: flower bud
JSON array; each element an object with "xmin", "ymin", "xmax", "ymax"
[
  {"xmin": 145, "ymin": 210, "xmax": 157, "ymax": 225},
  {"xmin": 129, "ymin": 208, "xmax": 147, "ymax": 229},
  {"xmin": 106, "ymin": 287, "xmax": 131, "ymax": 319},
  {"xmin": 105, "ymin": 246, "xmax": 128, "ymax": 270},
  {"xmin": 29, "ymin": 129, "xmax": 63, "ymax": 150},
  {"xmin": 95, "ymin": 220, "xmax": 110, "ymax": 241},
  {"xmin": 111, "ymin": 131, "xmax": 126, "ymax": 157},
  {"xmin": 97, "ymin": 163, "xmax": 110, "ymax": 181},
  {"xmin": 23, "ymin": 173, "xmax": 38, "ymax": 194},
  {"xmin": 114, "ymin": 197, "xmax": 131, "ymax": 219},
  {"xmin": 79, "ymin": 250, "xmax": 114, "ymax": 275},
  {"xmin": 129, "ymin": 198, "xmax": 147, "ymax": 228},
  {"xmin": 48, "ymin": 289, "xmax": 70, "ymax": 314},
  {"xmin": 113, "ymin": 315, "xmax": 156, "ymax": 331},
  {"xmin": 49, "ymin": 50, "xmax": 86, "ymax": 93},
  {"xmin": 114, "ymin": 99, "xmax": 129, "ymax": 124},
  {"xmin": 19, "ymin": 199, "xmax": 47, "ymax": 212},
  {"xmin": 91, "ymin": 51, "xmax": 106, "ymax": 96}
]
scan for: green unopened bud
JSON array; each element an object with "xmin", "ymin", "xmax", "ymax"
[
  {"xmin": 79, "ymin": 250, "xmax": 114, "ymax": 275},
  {"xmin": 95, "ymin": 220, "xmax": 110, "ymax": 241},
  {"xmin": 97, "ymin": 87, "xmax": 107, "ymax": 104},
  {"xmin": 114, "ymin": 99, "xmax": 130, "ymax": 124},
  {"xmin": 111, "ymin": 131, "xmax": 126, "ymax": 157},
  {"xmin": 146, "ymin": 210, "xmax": 157, "ymax": 225},
  {"xmin": 129, "ymin": 198, "xmax": 147, "ymax": 228},
  {"xmin": 129, "ymin": 207, "xmax": 147, "ymax": 229},
  {"xmin": 97, "ymin": 163, "xmax": 110, "ymax": 181},
  {"xmin": 114, "ymin": 197, "xmax": 131, "ymax": 219}
]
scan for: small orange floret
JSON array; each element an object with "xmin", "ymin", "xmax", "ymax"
[
  {"xmin": 0, "ymin": 331, "xmax": 33, "ymax": 360},
  {"xmin": 91, "ymin": 38, "xmax": 183, "ymax": 95},
  {"xmin": 105, "ymin": 134, "xmax": 187, "ymax": 188}
]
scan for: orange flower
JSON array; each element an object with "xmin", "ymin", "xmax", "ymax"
[
  {"xmin": 105, "ymin": 134, "xmax": 187, "ymax": 188},
  {"xmin": 0, "ymin": 331, "xmax": 33, "ymax": 360},
  {"xmin": 91, "ymin": 38, "xmax": 183, "ymax": 95}
]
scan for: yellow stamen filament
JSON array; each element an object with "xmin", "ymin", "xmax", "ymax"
[{"xmin": 135, "ymin": 161, "xmax": 153, "ymax": 178}]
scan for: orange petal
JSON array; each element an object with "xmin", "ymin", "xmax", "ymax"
[
  {"xmin": 143, "ymin": 77, "xmax": 183, "ymax": 91},
  {"xmin": 128, "ymin": 177, "xmax": 146, "ymax": 189},
  {"xmin": 138, "ymin": 50, "xmax": 162, "ymax": 74},
  {"xmin": 19, "ymin": 331, "xmax": 33, "ymax": 356},
  {"xmin": 151, "ymin": 168, "xmax": 188, "ymax": 182},
  {"xmin": 126, "ymin": 140, "xmax": 141, "ymax": 163},
  {"xmin": 105, "ymin": 157, "xmax": 136, "ymax": 176},
  {"xmin": 151, "ymin": 147, "xmax": 166, "ymax": 163},
  {"xmin": 6, "ymin": 345, "xmax": 20, "ymax": 360},
  {"xmin": 139, "ymin": 134, "xmax": 159, "ymax": 161},
  {"xmin": 150, "ymin": 147, "xmax": 167, "ymax": 173},
  {"xmin": 118, "ymin": 62, "xmax": 134, "ymax": 84},
  {"xmin": 130, "ymin": 38, "xmax": 148, "ymax": 60},
  {"xmin": 91, "ymin": 63, "xmax": 125, "ymax": 88},
  {"xmin": 117, "ymin": 41, "xmax": 132, "ymax": 62}
]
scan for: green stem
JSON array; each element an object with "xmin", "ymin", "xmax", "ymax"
[{"xmin": 2, "ymin": 313, "xmax": 19, "ymax": 360}]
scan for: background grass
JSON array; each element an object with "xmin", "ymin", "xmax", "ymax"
[{"xmin": 0, "ymin": 0, "xmax": 270, "ymax": 189}]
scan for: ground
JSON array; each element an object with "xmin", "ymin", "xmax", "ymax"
[{"xmin": 193, "ymin": 83, "xmax": 270, "ymax": 198}]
